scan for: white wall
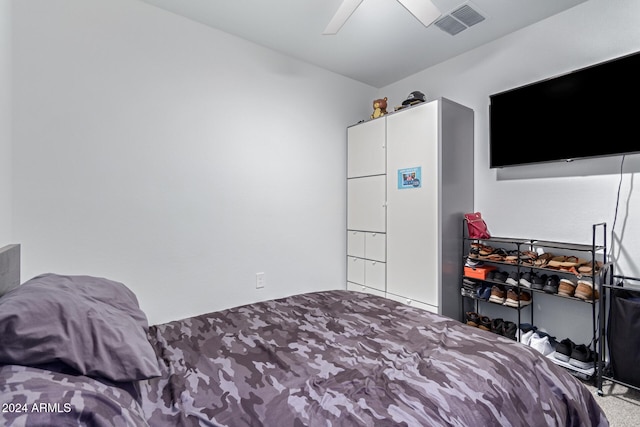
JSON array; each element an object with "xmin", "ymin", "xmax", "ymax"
[
  {"xmin": 0, "ymin": 0, "xmax": 10, "ymax": 243},
  {"xmin": 377, "ymin": 0, "xmax": 640, "ymax": 343},
  {"xmin": 12, "ymin": 0, "xmax": 375, "ymax": 324}
]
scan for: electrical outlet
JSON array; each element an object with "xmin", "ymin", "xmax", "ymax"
[{"xmin": 256, "ymin": 272, "xmax": 265, "ymax": 289}]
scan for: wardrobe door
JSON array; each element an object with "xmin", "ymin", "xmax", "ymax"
[
  {"xmin": 385, "ymin": 102, "xmax": 440, "ymax": 309},
  {"xmin": 347, "ymin": 118, "xmax": 386, "ymax": 178},
  {"xmin": 347, "ymin": 175, "xmax": 386, "ymax": 233}
]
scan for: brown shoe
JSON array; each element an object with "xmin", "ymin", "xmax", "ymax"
[
  {"xmin": 558, "ymin": 278, "xmax": 577, "ymax": 297},
  {"xmin": 466, "ymin": 311, "xmax": 480, "ymax": 327},
  {"xmin": 504, "ymin": 289, "xmax": 532, "ymax": 307},
  {"xmin": 519, "ymin": 290, "xmax": 532, "ymax": 306},
  {"xmin": 575, "ymin": 280, "xmax": 598, "ymax": 301},
  {"xmin": 479, "ymin": 316, "xmax": 492, "ymax": 331},
  {"xmin": 489, "ymin": 285, "xmax": 505, "ymax": 304},
  {"xmin": 504, "ymin": 288, "xmax": 520, "ymax": 307}
]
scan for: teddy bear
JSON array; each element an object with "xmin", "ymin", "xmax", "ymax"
[{"xmin": 370, "ymin": 97, "xmax": 388, "ymax": 119}]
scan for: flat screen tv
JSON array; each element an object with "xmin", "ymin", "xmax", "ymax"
[{"xmin": 489, "ymin": 50, "xmax": 640, "ymax": 168}]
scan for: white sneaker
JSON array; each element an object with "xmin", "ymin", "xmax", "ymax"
[
  {"xmin": 519, "ymin": 329, "xmax": 535, "ymax": 346},
  {"xmin": 529, "ymin": 332, "xmax": 555, "ymax": 356}
]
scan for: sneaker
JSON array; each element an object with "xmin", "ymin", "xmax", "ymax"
[
  {"xmin": 502, "ymin": 321, "xmax": 517, "ymax": 341},
  {"xmin": 543, "ymin": 275, "xmax": 560, "ymax": 294},
  {"xmin": 504, "ymin": 288, "xmax": 520, "ymax": 307},
  {"xmin": 489, "ymin": 285, "xmax": 506, "ymax": 304},
  {"xmin": 506, "ymin": 271, "xmax": 520, "ymax": 286},
  {"xmin": 519, "ymin": 328, "xmax": 536, "ymax": 346},
  {"xmin": 569, "ymin": 344, "xmax": 596, "ymax": 370},
  {"xmin": 519, "ymin": 272, "xmax": 535, "ymax": 288},
  {"xmin": 491, "ymin": 318, "xmax": 504, "ymax": 335},
  {"xmin": 476, "ymin": 284, "xmax": 491, "ymax": 300},
  {"xmin": 558, "ymin": 278, "xmax": 577, "ymax": 297},
  {"xmin": 529, "ymin": 332, "xmax": 556, "ymax": 356},
  {"xmin": 531, "ymin": 274, "xmax": 548, "ymax": 290},
  {"xmin": 519, "ymin": 290, "xmax": 532, "ymax": 306},
  {"xmin": 493, "ymin": 271, "xmax": 508, "ymax": 283},
  {"xmin": 465, "ymin": 258, "xmax": 483, "ymax": 268},
  {"xmin": 554, "ymin": 338, "xmax": 575, "ymax": 362}
]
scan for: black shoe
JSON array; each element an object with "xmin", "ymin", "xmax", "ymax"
[
  {"xmin": 506, "ymin": 271, "xmax": 521, "ymax": 286},
  {"xmin": 569, "ymin": 344, "xmax": 596, "ymax": 370},
  {"xmin": 491, "ymin": 318, "xmax": 504, "ymax": 335},
  {"xmin": 479, "ymin": 316, "xmax": 492, "ymax": 331},
  {"xmin": 554, "ymin": 338, "xmax": 575, "ymax": 362},
  {"xmin": 543, "ymin": 275, "xmax": 560, "ymax": 294},
  {"xmin": 493, "ymin": 271, "xmax": 508, "ymax": 283},
  {"xmin": 519, "ymin": 272, "xmax": 534, "ymax": 288},
  {"xmin": 531, "ymin": 274, "xmax": 547, "ymax": 290},
  {"xmin": 502, "ymin": 321, "xmax": 517, "ymax": 341}
]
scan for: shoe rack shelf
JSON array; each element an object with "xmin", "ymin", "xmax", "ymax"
[{"xmin": 461, "ymin": 221, "xmax": 607, "ymax": 381}]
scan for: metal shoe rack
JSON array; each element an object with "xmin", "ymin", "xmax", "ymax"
[
  {"xmin": 597, "ymin": 272, "xmax": 640, "ymax": 396},
  {"xmin": 461, "ymin": 221, "xmax": 607, "ymax": 381}
]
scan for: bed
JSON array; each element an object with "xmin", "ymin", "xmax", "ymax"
[{"xmin": 0, "ymin": 245, "xmax": 607, "ymax": 426}]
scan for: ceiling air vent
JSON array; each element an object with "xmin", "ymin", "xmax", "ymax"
[
  {"xmin": 435, "ymin": 3, "xmax": 485, "ymax": 36},
  {"xmin": 434, "ymin": 15, "xmax": 466, "ymax": 35}
]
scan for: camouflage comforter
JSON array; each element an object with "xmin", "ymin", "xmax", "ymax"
[{"xmin": 1, "ymin": 290, "xmax": 607, "ymax": 426}]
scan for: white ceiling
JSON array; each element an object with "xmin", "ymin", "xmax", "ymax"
[{"xmin": 138, "ymin": 0, "xmax": 587, "ymax": 88}]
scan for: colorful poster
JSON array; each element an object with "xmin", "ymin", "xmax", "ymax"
[{"xmin": 397, "ymin": 167, "xmax": 422, "ymax": 189}]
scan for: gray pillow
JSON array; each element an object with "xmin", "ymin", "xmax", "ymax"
[{"xmin": 0, "ymin": 273, "xmax": 161, "ymax": 382}]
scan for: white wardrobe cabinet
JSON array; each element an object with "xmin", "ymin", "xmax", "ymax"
[{"xmin": 346, "ymin": 98, "xmax": 473, "ymax": 320}]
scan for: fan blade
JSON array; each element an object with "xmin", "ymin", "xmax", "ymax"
[
  {"xmin": 396, "ymin": 0, "xmax": 441, "ymax": 28},
  {"xmin": 322, "ymin": 0, "xmax": 364, "ymax": 35}
]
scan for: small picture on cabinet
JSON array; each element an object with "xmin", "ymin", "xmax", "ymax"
[{"xmin": 398, "ymin": 167, "xmax": 422, "ymax": 189}]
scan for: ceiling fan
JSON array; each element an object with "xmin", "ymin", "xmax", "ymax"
[{"xmin": 323, "ymin": 0, "xmax": 442, "ymax": 35}]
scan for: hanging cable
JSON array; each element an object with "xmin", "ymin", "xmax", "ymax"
[{"xmin": 611, "ymin": 155, "xmax": 625, "ymax": 237}]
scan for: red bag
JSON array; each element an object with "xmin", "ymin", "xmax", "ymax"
[{"xmin": 464, "ymin": 212, "xmax": 491, "ymax": 239}]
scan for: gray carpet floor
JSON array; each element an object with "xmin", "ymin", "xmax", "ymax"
[{"xmin": 583, "ymin": 380, "xmax": 640, "ymax": 426}]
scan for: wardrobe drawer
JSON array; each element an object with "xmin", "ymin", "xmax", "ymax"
[
  {"xmin": 347, "ymin": 282, "xmax": 386, "ymax": 298},
  {"xmin": 385, "ymin": 292, "xmax": 438, "ymax": 314},
  {"xmin": 347, "ymin": 256, "xmax": 364, "ymax": 285},
  {"xmin": 365, "ymin": 260, "xmax": 386, "ymax": 292},
  {"xmin": 365, "ymin": 232, "xmax": 386, "ymax": 262},
  {"xmin": 347, "ymin": 230, "xmax": 365, "ymax": 258}
]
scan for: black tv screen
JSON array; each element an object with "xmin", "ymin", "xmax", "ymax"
[{"xmin": 490, "ymin": 50, "xmax": 640, "ymax": 168}]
